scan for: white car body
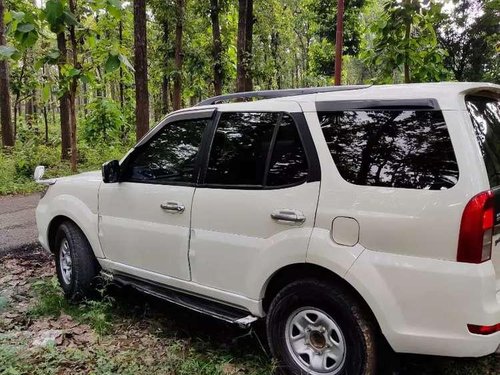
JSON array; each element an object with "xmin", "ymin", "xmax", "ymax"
[{"xmin": 36, "ymin": 83, "xmax": 500, "ymax": 358}]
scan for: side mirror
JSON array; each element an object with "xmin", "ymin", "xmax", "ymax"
[
  {"xmin": 34, "ymin": 165, "xmax": 45, "ymax": 181},
  {"xmin": 102, "ymin": 160, "xmax": 120, "ymax": 183}
]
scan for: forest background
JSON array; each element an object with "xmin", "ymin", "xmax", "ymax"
[{"xmin": 0, "ymin": 0, "xmax": 498, "ymax": 195}]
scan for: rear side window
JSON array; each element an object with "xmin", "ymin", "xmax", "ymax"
[
  {"xmin": 266, "ymin": 115, "xmax": 308, "ymax": 186},
  {"xmin": 204, "ymin": 112, "xmax": 308, "ymax": 187},
  {"xmin": 465, "ymin": 95, "xmax": 500, "ymax": 188},
  {"xmin": 318, "ymin": 109, "xmax": 459, "ymax": 190}
]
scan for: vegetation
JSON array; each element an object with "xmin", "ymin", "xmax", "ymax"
[
  {"xmin": 0, "ymin": 0, "xmax": 498, "ymax": 194},
  {"xmin": 1, "ymin": 247, "xmax": 498, "ymax": 374}
]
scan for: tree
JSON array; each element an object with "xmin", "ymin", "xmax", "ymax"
[
  {"xmin": 236, "ymin": 0, "xmax": 253, "ymax": 92},
  {"xmin": 210, "ymin": 0, "xmax": 223, "ymax": 95},
  {"xmin": 134, "ymin": 0, "xmax": 149, "ymax": 140},
  {"xmin": 365, "ymin": 0, "xmax": 450, "ymax": 83},
  {"xmin": 438, "ymin": 0, "xmax": 499, "ymax": 83},
  {"xmin": 0, "ymin": 0, "xmax": 14, "ymax": 147},
  {"xmin": 173, "ymin": 0, "xmax": 185, "ymax": 110}
]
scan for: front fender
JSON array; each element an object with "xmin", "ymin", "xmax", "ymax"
[{"xmin": 36, "ymin": 181, "xmax": 103, "ymax": 259}]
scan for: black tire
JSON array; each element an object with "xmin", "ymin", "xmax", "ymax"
[
  {"xmin": 54, "ymin": 221, "xmax": 100, "ymax": 301},
  {"xmin": 266, "ymin": 278, "xmax": 377, "ymax": 375}
]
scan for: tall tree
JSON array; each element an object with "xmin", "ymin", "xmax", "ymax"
[
  {"xmin": 67, "ymin": 0, "xmax": 79, "ymax": 172},
  {"xmin": 365, "ymin": 0, "xmax": 450, "ymax": 83},
  {"xmin": 134, "ymin": 0, "xmax": 149, "ymax": 140},
  {"xmin": 236, "ymin": 0, "xmax": 253, "ymax": 92},
  {"xmin": 438, "ymin": 0, "xmax": 499, "ymax": 83},
  {"xmin": 57, "ymin": 32, "xmax": 72, "ymax": 160},
  {"xmin": 0, "ymin": 0, "xmax": 14, "ymax": 147},
  {"xmin": 173, "ymin": 0, "xmax": 185, "ymax": 110},
  {"xmin": 210, "ymin": 0, "xmax": 223, "ymax": 96}
]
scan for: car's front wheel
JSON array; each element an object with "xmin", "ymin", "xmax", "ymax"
[
  {"xmin": 266, "ymin": 278, "xmax": 377, "ymax": 375},
  {"xmin": 54, "ymin": 221, "xmax": 100, "ymax": 301}
]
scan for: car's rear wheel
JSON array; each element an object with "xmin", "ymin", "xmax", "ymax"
[
  {"xmin": 54, "ymin": 221, "xmax": 100, "ymax": 301},
  {"xmin": 266, "ymin": 278, "xmax": 377, "ymax": 375}
]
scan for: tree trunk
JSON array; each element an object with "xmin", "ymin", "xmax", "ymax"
[
  {"xmin": 244, "ymin": 0, "xmax": 253, "ymax": 91},
  {"xmin": 210, "ymin": 0, "xmax": 223, "ymax": 96},
  {"xmin": 173, "ymin": 0, "xmax": 184, "ymax": 111},
  {"xmin": 57, "ymin": 32, "xmax": 71, "ymax": 160},
  {"xmin": 43, "ymin": 105, "xmax": 49, "ymax": 144},
  {"xmin": 161, "ymin": 19, "xmax": 169, "ymax": 114},
  {"xmin": 236, "ymin": 0, "xmax": 247, "ymax": 92},
  {"xmin": 161, "ymin": 76, "xmax": 169, "ymax": 115},
  {"xmin": 134, "ymin": 0, "xmax": 149, "ymax": 141},
  {"xmin": 25, "ymin": 98, "xmax": 34, "ymax": 129},
  {"xmin": 271, "ymin": 31, "xmax": 280, "ymax": 89},
  {"xmin": 403, "ymin": 0, "xmax": 411, "ymax": 83},
  {"xmin": 68, "ymin": 0, "xmax": 78, "ymax": 172},
  {"xmin": 236, "ymin": 0, "xmax": 253, "ymax": 92},
  {"xmin": 119, "ymin": 20, "xmax": 124, "ymax": 110},
  {"xmin": 0, "ymin": 0, "xmax": 14, "ymax": 147}
]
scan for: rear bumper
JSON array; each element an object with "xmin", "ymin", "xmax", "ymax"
[{"xmin": 346, "ymin": 249, "xmax": 500, "ymax": 357}]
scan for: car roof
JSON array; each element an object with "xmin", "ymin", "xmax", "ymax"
[{"xmin": 176, "ymin": 82, "xmax": 500, "ymax": 114}]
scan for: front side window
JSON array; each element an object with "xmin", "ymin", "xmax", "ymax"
[
  {"xmin": 122, "ymin": 118, "xmax": 209, "ymax": 184},
  {"xmin": 205, "ymin": 112, "xmax": 309, "ymax": 187},
  {"xmin": 319, "ymin": 109, "xmax": 459, "ymax": 190}
]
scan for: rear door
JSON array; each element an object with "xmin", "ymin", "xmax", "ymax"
[
  {"xmin": 189, "ymin": 102, "xmax": 321, "ymax": 299},
  {"xmin": 465, "ymin": 94, "xmax": 500, "ymax": 282}
]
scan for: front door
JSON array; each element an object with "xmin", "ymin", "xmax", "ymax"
[
  {"xmin": 189, "ymin": 103, "xmax": 321, "ymax": 299},
  {"xmin": 98, "ymin": 111, "xmax": 213, "ymax": 280}
]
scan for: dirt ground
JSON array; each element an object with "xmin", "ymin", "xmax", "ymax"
[{"xmin": 0, "ymin": 246, "xmax": 498, "ymax": 375}]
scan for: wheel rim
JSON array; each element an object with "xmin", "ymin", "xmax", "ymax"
[
  {"xmin": 285, "ymin": 307, "xmax": 346, "ymax": 374},
  {"xmin": 59, "ymin": 239, "xmax": 72, "ymax": 285}
]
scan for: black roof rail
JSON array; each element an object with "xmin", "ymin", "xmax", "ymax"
[{"xmin": 196, "ymin": 85, "xmax": 371, "ymax": 106}]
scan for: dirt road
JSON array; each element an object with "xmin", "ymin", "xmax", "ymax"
[{"xmin": 0, "ymin": 193, "xmax": 40, "ymax": 254}]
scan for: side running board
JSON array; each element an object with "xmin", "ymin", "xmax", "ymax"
[{"xmin": 104, "ymin": 272, "xmax": 259, "ymax": 328}]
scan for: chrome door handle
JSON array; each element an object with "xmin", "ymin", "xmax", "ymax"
[
  {"xmin": 160, "ymin": 201, "xmax": 185, "ymax": 213},
  {"xmin": 271, "ymin": 209, "xmax": 306, "ymax": 225}
]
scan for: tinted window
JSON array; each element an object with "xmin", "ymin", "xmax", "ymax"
[
  {"xmin": 319, "ymin": 110, "xmax": 459, "ymax": 190},
  {"xmin": 266, "ymin": 114, "xmax": 308, "ymax": 186},
  {"xmin": 205, "ymin": 112, "xmax": 278, "ymax": 186},
  {"xmin": 123, "ymin": 119, "xmax": 208, "ymax": 184},
  {"xmin": 466, "ymin": 95, "xmax": 500, "ymax": 187}
]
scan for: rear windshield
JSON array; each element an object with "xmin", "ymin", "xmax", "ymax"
[{"xmin": 465, "ymin": 95, "xmax": 500, "ymax": 188}]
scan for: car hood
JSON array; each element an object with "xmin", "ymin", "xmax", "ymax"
[{"xmin": 56, "ymin": 170, "xmax": 102, "ymax": 183}]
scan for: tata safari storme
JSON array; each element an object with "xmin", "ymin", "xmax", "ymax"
[{"xmin": 35, "ymin": 83, "xmax": 500, "ymax": 374}]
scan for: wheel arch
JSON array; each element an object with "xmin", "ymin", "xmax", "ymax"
[
  {"xmin": 262, "ymin": 263, "xmax": 382, "ymax": 334},
  {"xmin": 46, "ymin": 215, "xmax": 102, "ymax": 259},
  {"xmin": 47, "ymin": 215, "xmax": 79, "ymax": 253}
]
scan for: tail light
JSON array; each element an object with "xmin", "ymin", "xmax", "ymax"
[{"xmin": 457, "ymin": 190, "xmax": 495, "ymax": 263}]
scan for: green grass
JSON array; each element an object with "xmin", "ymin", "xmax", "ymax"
[{"xmin": 29, "ymin": 277, "xmax": 114, "ymax": 335}]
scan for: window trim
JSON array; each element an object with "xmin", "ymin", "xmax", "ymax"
[
  {"xmin": 119, "ymin": 110, "xmax": 216, "ymax": 187},
  {"xmin": 197, "ymin": 110, "xmax": 320, "ymax": 190},
  {"xmin": 315, "ymin": 98, "xmax": 440, "ymax": 112}
]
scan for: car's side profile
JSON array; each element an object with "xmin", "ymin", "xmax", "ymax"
[{"xmin": 36, "ymin": 83, "xmax": 500, "ymax": 375}]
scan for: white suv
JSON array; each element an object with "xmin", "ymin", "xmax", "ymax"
[{"xmin": 36, "ymin": 83, "xmax": 500, "ymax": 374}]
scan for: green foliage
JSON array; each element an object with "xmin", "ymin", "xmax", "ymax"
[
  {"xmin": 14, "ymin": 143, "xmax": 60, "ymax": 179},
  {"xmin": 363, "ymin": 0, "xmax": 452, "ymax": 83},
  {"xmin": 438, "ymin": 0, "xmax": 499, "ymax": 83},
  {"xmin": 81, "ymin": 98, "xmax": 125, "ymax": 143}
]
